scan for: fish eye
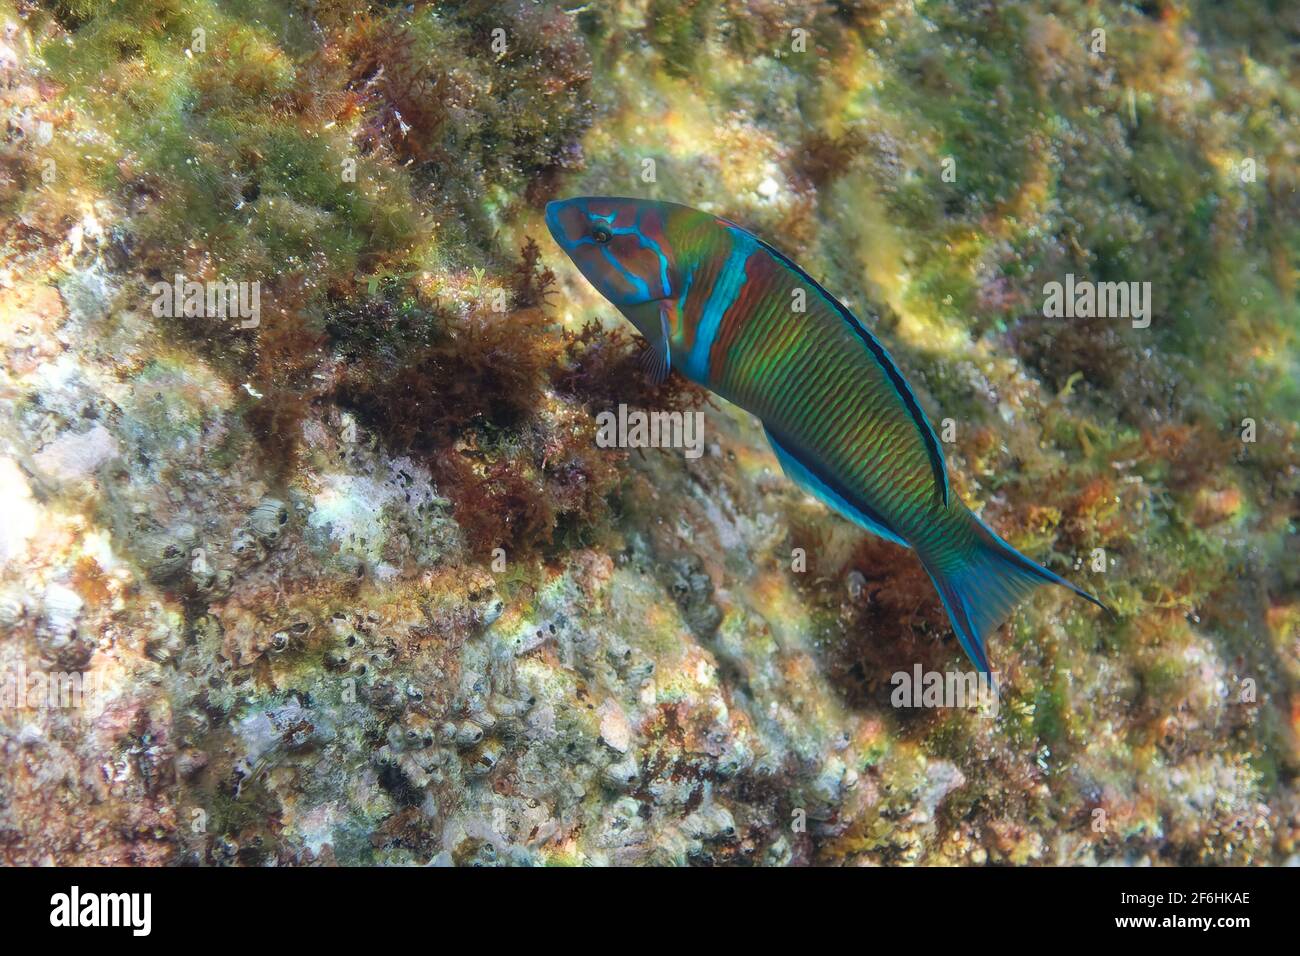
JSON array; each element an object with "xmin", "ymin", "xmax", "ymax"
[{"xmin": 591, "ymin": 223, "xmax": 612, "ymax": 244}]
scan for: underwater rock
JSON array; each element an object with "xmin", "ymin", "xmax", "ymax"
[
  {"xmin": 30, "ymin": 425, "xmax": 118, "ymax": 485},
  {"xmin": 665, "ymin": 553, "xmax": 724, "ymax": 639}
]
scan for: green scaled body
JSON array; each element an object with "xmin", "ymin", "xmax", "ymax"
[{"xmin": 547, "ymin": 197, "xmax": 1105, "ymax": 673}]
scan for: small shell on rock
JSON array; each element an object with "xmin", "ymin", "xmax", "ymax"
[
  {"xmin": 209, "ymin": 569, "xmax": 234, "ymax": 598},
  {"xmin": 39, "ymin": 582, "xmax": 83, "ymax": 639},
  {"xmin": 190, "ymin": 565, "xmax": 216, "ymax": 592},
  {"xmin": 602, "ymin": 754, "xmax": 640, "ymax": 792},
  {"xmin": 466, "ymin": 741, "xmax": 501, "ymax": 776},
  {"xmin": 338, "ymin": 552, "xmax": 366, "ymax": 579},
  {"xmin": 231, "ymin": 530, "xmax": 264, "ymax": 564},
  {"xmin": 249, "ymin": 497, "xmax": 290, "ymax": 546},
  {"xmin": 145, "ymin": 625, "xmax": 183, "ymax": 662},
  {"xmin": 0, "ymin": 589, "xmax": 27, "ymax": 629},
  {"xmin": 403, "ymin": 724, "xmax": 433, "ymax": 750},
  {"xmin": 454, "ymin": 722, "xmax": 484, "ymax": 748},
  {"xmin": 138, "ymin": 524, "xmax": 197, "ymax": 583},
  {"xmin": 489, "ymin": 694, "xmax": 530, "ymax": 719},
  {"xmin": 683, "ymin": 803, "xmax": 737, "ymax": 841},
  {"xmin": 479, "ymin": 599, "xmax": 504, "ymax": 627},
  {"xmin": 212, "ymin": 837, "xmax": 239, "ymax": 864}
]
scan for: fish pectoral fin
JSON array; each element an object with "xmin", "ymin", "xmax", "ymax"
[
  {"xmin": 629, "ymin": 299, "xmax": 674, "ymax": 386},
  {"xmin": 762, "ymin": 424, "xmax": 910, "ymax": 548},
  {"xmin": 637, "ymin": 334, "xmax": 671, "ymax": 386}
]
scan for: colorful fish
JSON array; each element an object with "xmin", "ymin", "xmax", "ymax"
[{"xmin": 546, "ymin": 197, "xmax": 1106, "ymax": 674}]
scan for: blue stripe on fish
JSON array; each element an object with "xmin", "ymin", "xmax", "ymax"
[
  {"xmin": 600, "ymin": 245, "xmax": 650, "ymax": 300},
  {"xmin": 674, "ymin": 265, "xmax": 695, "ymax": 342},
  {"xmin": 686, "ymin": 227, "xmax": 757, "ymax": 381},
  {"xmin": 632, "ymin": 209, "xmax": 672, "ymax": 297}
]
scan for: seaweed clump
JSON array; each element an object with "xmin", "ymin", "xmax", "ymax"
[
  {"xmin": 336, "ymin": 239, "xmax": 626, "ymax": 559},
  {"xmin": 552, "ymin": 320, "xmax": 709, "ymax": 418},
  {"xmin": 791, "ymin": 521, "xmax": 951, "ymax": 710},
  {"xmin": 320, "ymin": 1, "xmax": 593, "ymax": 203},
  {"xmin": 21, "ymin": 0, "xmax": 597, "ymax": 480}
]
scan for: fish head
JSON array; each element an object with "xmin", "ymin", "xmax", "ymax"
[{"xmin": 545, "ymin": 197, "xmax": 682, "ymax": 310}]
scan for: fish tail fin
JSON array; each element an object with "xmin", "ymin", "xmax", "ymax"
[{"xmin": 919, "ymin": 506, "xmax": 1108, "ymax": 675}]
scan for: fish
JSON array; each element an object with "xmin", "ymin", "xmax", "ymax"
[{"xmin": 545, "ymin": 196, "xmax": 1106, "ymax": 674}]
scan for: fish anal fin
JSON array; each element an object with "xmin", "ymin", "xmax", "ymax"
[{"xmin": 763, "ymin": 424, "xmax": 909, "ymax": 548}]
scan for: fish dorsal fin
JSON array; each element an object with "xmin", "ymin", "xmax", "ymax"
[{"xmin": 719, "ymin": 218, "xmax": 949, "ymax": 508}]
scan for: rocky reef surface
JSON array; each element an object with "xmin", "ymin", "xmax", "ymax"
[{"xmin": 0, "ymin": 0, "xmax": 1296, "ymax": 865}]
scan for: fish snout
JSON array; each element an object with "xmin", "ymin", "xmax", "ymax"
[
  {"xmin": 544, "ymin": 200, "xmax": 562, "ymax": 243},
  {"xmin": 544, "ymin": 198, "xmax": 584, "ymax": 249}
]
